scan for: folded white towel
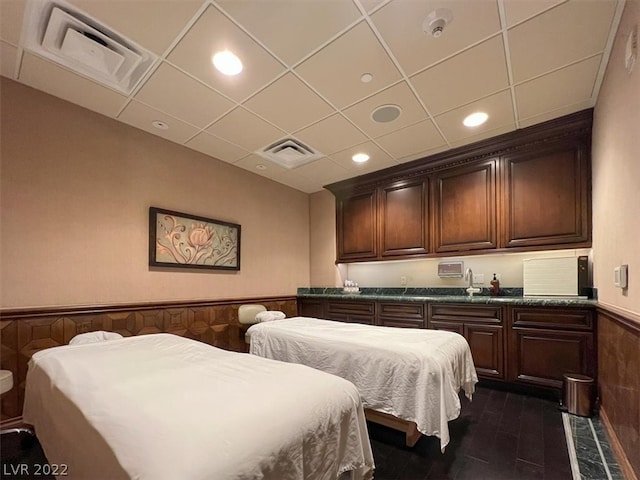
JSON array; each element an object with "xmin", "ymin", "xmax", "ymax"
[
  {"xmin": 255, "ymin": 311, "xmax": 286, "ymax": 323},
  {"xmin": 69, "ymin": 331, "xmax": 124, "ymax": 346}
]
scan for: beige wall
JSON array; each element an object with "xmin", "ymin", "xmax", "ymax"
[
  {"xmin": 309, "ymin": 190, "xmax": 342, "ymax": 287},
  {"xmin": 592, "ymin": 0, "xmax": 640, "ymax": 317},
  {"xmin": 0, "ymin": 79, "xmax": 310, "ymax": 309}
]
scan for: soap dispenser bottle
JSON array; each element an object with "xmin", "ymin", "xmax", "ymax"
[{"xmin": 490, "ymin": 274, "xmax": 500, "ymax": 297}]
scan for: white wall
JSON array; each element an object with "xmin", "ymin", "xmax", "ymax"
[
  {"xmin": 1, "ymin": 79, "xmax": 310, "ymax": 309},
  {"xmin": 592, "ymin": 0, "xmax": 640, "ymax": 316}
]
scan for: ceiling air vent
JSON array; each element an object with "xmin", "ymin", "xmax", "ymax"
[
  {"xmin": 21, "ymin": 0, "xmax": 157, "ymax": 95},
  {"xmin": 256, "ymin": 137, "xmax": 323, "ymax": 169}
]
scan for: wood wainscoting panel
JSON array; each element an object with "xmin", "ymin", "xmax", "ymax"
[
  {"xmin": 0, "ymin": 296, "xmax": 297, "ymax": 420},
  {"xmin": 0, "ymin": 320, "xmax": 19, "ymax": 420},
  {"xmin": 597, "ymin": 306, "xmax": 640, "ymax": 479}
]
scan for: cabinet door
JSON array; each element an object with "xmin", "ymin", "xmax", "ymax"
[
  {"xmin": 508, "ymin": 327, "xmax": 594, "ymax": 389},
  {"xmin": 465, "ymin": 324, "xmax": 505, "ymax": 379},
  {"xmin": 379, "ymin": 179, "xmax": 429, "ymax": 257},
  {"xmin": 430, "ymin": 320, "xmax": 464, "ymax": 336},
  {"xmin": 432, "ymin": 159, "xmax": 497, "ymax": 252},
  {"xmin": 337, "ymin": 191, "xmax": 377, "ymax": 261},
  {"xmin": 502, "ymin": 141, "xmax": 590, "ymax": 248}
]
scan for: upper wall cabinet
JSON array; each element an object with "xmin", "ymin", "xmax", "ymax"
[
  {"xmin": 501, "ymin": 141, "xmax": 591, "ymax": 248},
  {"xmin": 379, "ymin": 178, "xmax": 429, "ymax": 258},
  {"xmin": 327, "ymin": 110, "xmax": 593, "ymax": 263},
  {"xmin": 432, "ymin": 159, "xmax": 497, "ymax": 253},
  {"xmin": 336, "ymin": 189, "xmax": 377, "ymax": 261}
]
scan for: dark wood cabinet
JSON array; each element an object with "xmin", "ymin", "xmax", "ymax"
[
  {"xmin": 327, "ymin": 110, "xmax": 592, "ymax": 263},
  {"xmin": 377, "ymin": 302, "xmax": 425, "ymax": 328},
  {"xmin": 501, "ymin": 141, "xmax": 590, "ymax": 248},
  {"xmin": 379, "ymin": 179, "xmax": 429, "ymax": 258},
  {"xmin": 336, "ymin": 189, "xmax": 377, "ymax": 261},
  {"xmin": 298, "ymin": 297, "xmax": 596, "ymax": 393},
  {"xmin": 432, "ymin": 159, "xmax": 497, "ymax": 253},
  {"xmin": 507, "ymin": 307, "xmax": 595, "ymax": 389},
  {"xmin": 428, "ymin": 304, "xmax": 505, "ymax": 379},
  {"xmin": 325, "ymin": 300, "xmax": 375, "ymax": 325}
]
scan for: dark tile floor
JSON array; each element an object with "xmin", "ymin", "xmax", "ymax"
[{"xmin": 368, "ymin": 386, "xmax": 573, "ymax": 480}]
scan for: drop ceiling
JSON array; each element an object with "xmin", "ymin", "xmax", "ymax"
[{"xmin": 0, "ymin": 0, "xmax": 625, "ymax": 193}]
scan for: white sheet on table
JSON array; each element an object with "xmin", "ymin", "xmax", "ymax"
[
  {"xmin": 248, "ymin": 317, "xmax": 478, "ymax": 451},
  {"xmin": 23, "ymin": 333, "xmax": 374, "ymax": 480}
]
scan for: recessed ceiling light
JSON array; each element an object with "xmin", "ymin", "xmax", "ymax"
[
  {"xmin": 463, "ymin": 112, "xmax": 489, "ymax": 127},
  {"xmin": 360, "ymin": 73, "xmax": 374, "ymax": 83},
  {"xmin": 212, "ymin": 50, "xmax": 243, "ymax": 76},
  {"xmin": 352, "ymin": 153, "xmax": 370, "ymax": 163},
  {"xmin": 151, "ymin": 120, "xmax": 169, "ymax": 130},
  {"xmin": 256, "ymin": 164, "xmax": 267, "ymax": 170},
  {"xmin": 372, "ymin": 104, "xmax": 402, "ymax": 123}
]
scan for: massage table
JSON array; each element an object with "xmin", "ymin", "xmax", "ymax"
[
  {"xmin": 247, "ymin": 317, "xmax": 478, "ymax": 450},
  {"xmin": 22, "ymin": 333, "xmax": 374, "ymax": 480}
]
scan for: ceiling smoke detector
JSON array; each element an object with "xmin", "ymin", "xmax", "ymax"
[{"xmin": 423, "ymin": 8, "xmax": 454, "ymax": 38}]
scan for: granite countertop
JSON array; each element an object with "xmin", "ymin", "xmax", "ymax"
[{"xmin": 297, "ymin": 287, "xmax": 598, "ymax": 307}]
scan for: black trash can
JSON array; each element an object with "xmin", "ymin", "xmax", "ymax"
[{"xmin": 562, "ymin": 373, "xmax": 594, "ymax": 417}]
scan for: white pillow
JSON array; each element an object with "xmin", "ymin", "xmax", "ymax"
[
  {"xmin": 255, "ymin": 311, "xmax": 286, "ymax": 323},
  {"xmin": 69, "ymin": 331, "xmax": 123, "ymax": 346}
]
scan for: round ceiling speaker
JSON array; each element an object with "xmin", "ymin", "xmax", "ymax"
[{"xmin": 371, "ymin": 104, "xmax": 402, "ymax": 123}]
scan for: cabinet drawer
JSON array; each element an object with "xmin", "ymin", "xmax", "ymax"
[
  {"xmin": 429, "ymin": 304, "xmax": 502, "ymax": 324},
  {"xmin": 378, "ymin": 302, "xmax": 425, "ymax": 320},
  {"xmin": 511, "ymin": 307, "xmax": 593, "ymax": 330},
  {"xmin": 298, "ymin": 299, "xmax": 324, "ymax": 318},
  {"xmin": 327, "ymin": 301, "xmax": 375, "ymax": 316},
  {"xmin": 380, "ymin": 318, "xmax": 425, "ymax": 329}
]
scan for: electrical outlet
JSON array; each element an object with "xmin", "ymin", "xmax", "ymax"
[
  {"xmin": 472, "ymin": 273, "xmax": 485, "ymax": 285},
  {"xmin": 400, "ymin": 276, "xmax": 407, "ymax": 286}
]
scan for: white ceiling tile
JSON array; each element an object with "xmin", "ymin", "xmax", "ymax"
[
  {"xmin": 291, "ymin": 157, "xmax": 353, "ymax": 184},
  {"xmin": 294, "ymin": 114, "xmax": 368, "ymax": 155},
  {"xmin": 502, "ymin": 0, "xmax": 565, "ymax": 27},
  {"xmin": 1, "ymin": 41, "xmax": 18, "ymax": 79},
  {"xmin": 118, "ymin": 100, "xmax": 199, "ymax": 143},
  {"xmin": 515, "ymin": 55, "xmax": 601, "ymax": 120},
  {"xmin": 375, "ymin": 119, "xmax": 446, "ymax": 160},
  {"xmin": 295, "ymin": 21, "xmax": 401, "ymax": 108},
  {"xmin": 343, "ymin": 82, "xmax": 427, "ymax": 138},
  {"xmin": 167, "ymin": 5, "xmax": 285, "ymax": 102},
  {"xmin": 234, "ymin": 153, "xmax": 290, "ymax": 180},
  {"xmin": 135, "ymin": 63, "xmax": 234, "ymax": 128},
  {"xmin": 206, "ymin": 107, "xmax": 286, "ymax": 151},
  {"xmin": 360, "ymin": 0, "xmax": 388, "ymax": 14},
  {"xmin": 0, "ymin": 0, "xmax": 26, "ymax": 45},
  {"xmin": 449, "ymin": 123, "xmax": 516, "ymax": 148},
  {"xmin": 329, "ymin": 141, "xmax": 396, "ymax": 173},
  {"xmin": 396, "ymin": 144, "xmax": 450, "ymax": 164},
  {"xmin": 18, "ymin": 53, "xmax": 127, "ymax": 118},
  {"xmin": 217, "ymin": 0, "xmax": 361, "ymax": 66},
  {"xmin": 68, "ymin": 0, "xmax": 202, "ymax": 55},
  {"xmin": 270, "ymin": 169, "xmax": 328, "ymax": 193},
  {"xmin": 243, "ymin": 73, "xmax": 334, "ymax": 132},
  {"xmin": 371, "ymin": 0, "xmax": 502, "ymax": 76},
  {"xmin": 519, "ymin": 100, "xmax": 592, "ymax": 128},
  {"xmin": 411, "ymin": 36, "xmax": 509, "ymax": 115},
  {"xmin": 434, "ymin": 90, "xmax": 514, "ymax": 143},
  {"xmin": 508, "ymin": 0, "xmax": 617, "ymax": 82},
  {"xmin": 185, "ymin": 131, "xmax": 249, "ymax": 164}
]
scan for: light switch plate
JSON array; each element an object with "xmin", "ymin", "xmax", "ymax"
[{"xmin": 614, "ymin": 265, "xmax": 628, "ymax": 288}]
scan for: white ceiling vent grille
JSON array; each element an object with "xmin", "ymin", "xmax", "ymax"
[
  {"xmin": 256, "ymin": 137, "xmax": 323, "ymax": 169},
  {"xmin": 21, "ymin": 0, "xmax": 157, "ymax": 95}
]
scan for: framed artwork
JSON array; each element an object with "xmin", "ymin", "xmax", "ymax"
[{"xmin": 149, "ymin": 207, "xmax": 240, "ymax": 271}]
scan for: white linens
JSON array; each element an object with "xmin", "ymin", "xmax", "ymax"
[
  {"xmin": 255, "ymin": 310, "xmax": 286, "ymax": 322},
  {"xmin": 248, "ymin": 317, "xmax": 478, "ymax": 451},
  {"xmin": 23, "ymin": 333, "xmax": 374, "ymax": 480}
]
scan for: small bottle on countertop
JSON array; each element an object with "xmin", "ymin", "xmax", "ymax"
[{"xmin": 490, "ymin": 274, "xmax": 500, "ymax": 296}]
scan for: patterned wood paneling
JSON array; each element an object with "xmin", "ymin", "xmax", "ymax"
[{"xmin": 0, "ymin": 296, "xmax": 296, "ymax": 420}]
